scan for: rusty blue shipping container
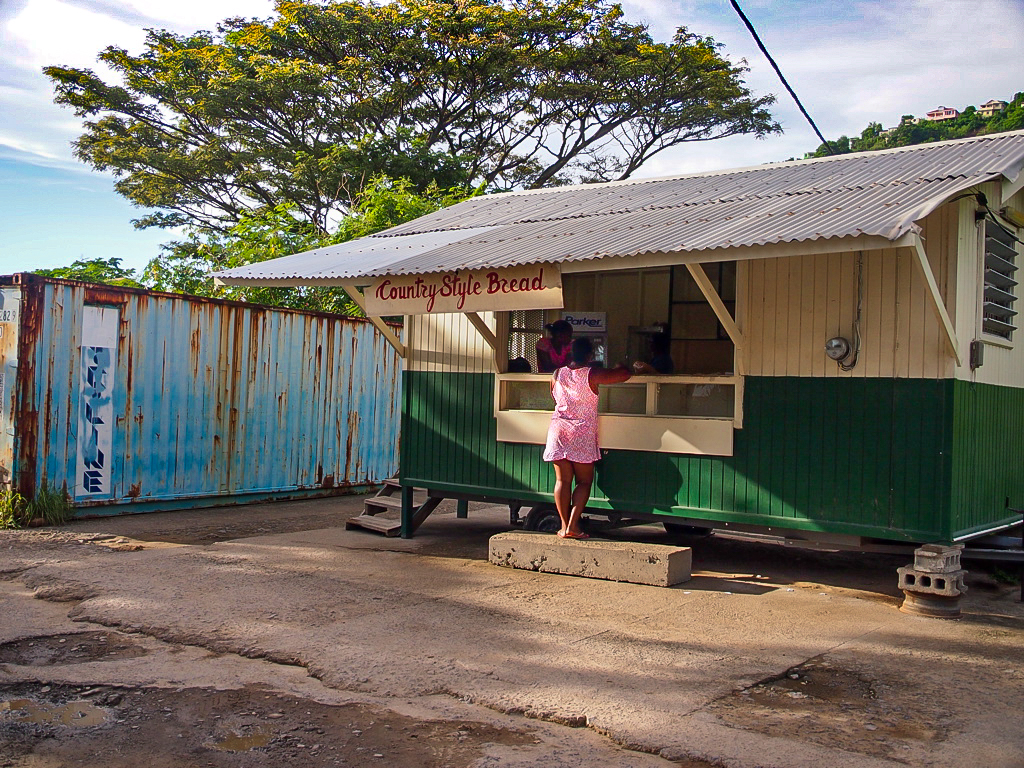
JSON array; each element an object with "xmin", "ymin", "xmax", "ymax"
[{"xmin": 0, "ymin": 273, "xmax": 401, "ymax": 515}]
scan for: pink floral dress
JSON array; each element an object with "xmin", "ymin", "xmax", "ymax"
[{"xmin": 543, "ymin": 366, "xmax": 600, "ymax": 463}]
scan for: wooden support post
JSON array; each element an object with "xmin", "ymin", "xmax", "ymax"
[
  {"xmin": 910, "ymin": 237, "xmax": 962, "ymax": 366},
  {"xmin": 400, "ymin": 484, "xmax": 414, "ymax": 539},
  {"xmin": 685, "ymin": 263, "xmax": 745, "ymax": 375},
  {"xmin": 456, "ymin": 499, "xmax": 469, "ymax": 519},
  {"xmin": 339, "ymin": 281, "xmax": 406, "ymax": 358}
]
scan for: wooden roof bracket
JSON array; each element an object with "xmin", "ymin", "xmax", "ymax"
[
  {"xmin": 909, "ymin": 235, "xmax": 962, "ymax": 367},
  {"xmin": 685, "ymin": 263, "xmax": 746, "ymax": 376},
  {"xmin": 339, "ymin": 281, "xmax": 406, "ymax": 358},
  {"xmin": 1002, "ymin": 172, "xmax": 1024, "ymax": 205}
]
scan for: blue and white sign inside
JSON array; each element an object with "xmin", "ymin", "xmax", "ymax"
[
  {"xmin": 76, "ymin": 306, "xmax": 118, "ymax": 498},
  {"xmin": 561, "ymin": 311, "xmax": 606, "ymax": 334}
]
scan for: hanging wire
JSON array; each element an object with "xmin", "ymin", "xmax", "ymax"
[
  {"xmin": 728, "ymin": 0, "xmax": 836, "ymax": 155},
  {"xmin": 838, "ymin": 252, "xmax": 863, "ymax": 371}
]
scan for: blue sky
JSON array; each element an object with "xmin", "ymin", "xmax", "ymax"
[{"xmin": 1, "ymin": 0, "xmax": 1023, "ymax": 275}]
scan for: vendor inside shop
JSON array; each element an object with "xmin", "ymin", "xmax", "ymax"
[{"xmin": 503, "ymin": 262, "xmax": 736, "ymax": 377}]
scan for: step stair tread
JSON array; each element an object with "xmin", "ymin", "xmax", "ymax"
[
  {"xmin": 364, "ymin": 496, "xmax": 404, "ymax": 511},
  {"xmin": 345, "ymin": 515, "xmax": 402, "ymax": 536}
]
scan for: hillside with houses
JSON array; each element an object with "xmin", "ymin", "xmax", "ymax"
[{"xmin": 806, "ymin": 92, "xmax": 1024, "ymax": 157}]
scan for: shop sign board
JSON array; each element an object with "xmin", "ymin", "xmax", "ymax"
[{"xmin": 364, "ymin": 264, "xmax": 562, "ymax": 315}]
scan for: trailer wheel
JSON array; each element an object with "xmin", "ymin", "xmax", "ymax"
[
  {"xmin": 524, "ymin": 505, "xmax": 561, "ymax": 533},
  {"xmin": 663, "ymin": 521, "xmax": 714, "ymax": 538}
]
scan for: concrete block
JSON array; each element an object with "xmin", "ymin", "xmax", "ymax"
[
  {"xmin": 912, "ymin": 543, "xmax": 963, "ymax": 573},
  {"xmin": 488, "ymin": 532, "xmax": 691, "ymax": 587},
  {"xmin": 897, "ymin": 566, "xmax": 966, "ymax": 597}
]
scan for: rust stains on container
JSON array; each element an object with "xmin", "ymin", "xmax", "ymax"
[{"xmin": 0, "ymin": 273, "xmax": 401, "ymax": 515}]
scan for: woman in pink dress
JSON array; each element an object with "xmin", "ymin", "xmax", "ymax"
[{"xmin": 543, "ymin": 337, "xmax": 632, "ymax": 538}]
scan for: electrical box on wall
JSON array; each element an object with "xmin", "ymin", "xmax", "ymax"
[{"xmin": 970, "ymin": 340, "xmax": 985, "ymax": 370}]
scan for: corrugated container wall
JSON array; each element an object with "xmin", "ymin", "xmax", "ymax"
[{"xmin": 0, "ymin": 274, "xmax": 401, "ymax": 514}]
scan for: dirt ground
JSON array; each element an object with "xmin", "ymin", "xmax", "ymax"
[{"xmin": 2, "ymin": 494, "xmax": 1023, "ymax": 768}]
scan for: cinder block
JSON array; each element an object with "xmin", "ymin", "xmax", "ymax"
[
  {"xmin": 897, "ymin": 566, "xmax": 967, "ymax": 597},
  {"xmin": 489, "ymin": 532, "xmax": 691, "ymax": 587},
  {"xmin": 913, "ymin": 543, "xmax": 963, "ymax": 573}
]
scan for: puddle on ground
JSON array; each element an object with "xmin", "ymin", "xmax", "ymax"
[
  {"xmin": 1, "ymin": 698, "xmax": 109, "ymax": 728},
  {"xmin": 0, "ymin": 631, "xmax": 146, "ymax": 666},
  {"xmin": 709, "ymin": 655, "xmax": 951, "ymax": 760},
  {"xmin": 213, "ymin": 725, "xmax": 273, "ymax": 752}
]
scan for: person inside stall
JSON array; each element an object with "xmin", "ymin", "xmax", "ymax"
[
  {"xmin": 631, "ymin": 332, "xmax": 675, "ymax": 375},
  {"xmin": 535, "ymin": 319, "xmax": 573, "ymax": 372}
]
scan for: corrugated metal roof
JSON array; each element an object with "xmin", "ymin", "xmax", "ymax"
[{"xmin": 214, "ymin": 131, "xmax": 1024, "ymax": 284}]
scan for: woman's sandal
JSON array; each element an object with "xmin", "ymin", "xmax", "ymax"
[{"xmin": 558, "ymin": 531, "xmax": 590, "ymax": 540}]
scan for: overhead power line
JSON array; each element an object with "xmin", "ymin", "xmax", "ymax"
[{"xmin": 727, "ymin": 0, "xmax": 836, "ymax": 155}]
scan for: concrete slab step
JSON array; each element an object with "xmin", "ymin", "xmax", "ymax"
[{"xmin": 489, "ymin": 531, "xmax": 691, "ymax": 587}]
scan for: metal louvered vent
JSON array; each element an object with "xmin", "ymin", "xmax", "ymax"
[{"xmin": 982, "ymin": 220, "xmax": 1019, "ymax": 340}]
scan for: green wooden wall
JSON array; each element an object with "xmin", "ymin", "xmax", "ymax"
[
  {"xmin": 401, "ymin": 372, "xmax": 1005, "ymax": 542},
  {"xmin": 950, "ymin": 379, "xmax": 1024, "ymax": 537}
]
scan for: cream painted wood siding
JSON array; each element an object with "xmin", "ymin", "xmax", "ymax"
[
  {"xmin": 406, "ymin": 312, "xmax": 496, "ymax": 373},
  {"xmin": 959, "ymin": 184, "xmax": 1024, "ymax": 389},
  {"xmin": 744, "ymin": 203, "xmax": 961, "ymax": 380}
]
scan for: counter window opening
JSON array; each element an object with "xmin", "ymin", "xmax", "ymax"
[{"xmin": 495, "ymin": 264, "xmax": 743, "ymax": 455}]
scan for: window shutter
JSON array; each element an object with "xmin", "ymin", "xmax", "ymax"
[{"xmin": 982, "ymin": 220, "xmax": 1018, "ymax": 340}]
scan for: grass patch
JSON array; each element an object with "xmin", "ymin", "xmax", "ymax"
[
  {"xmin": 27, "ymin": 483, "xmax": 74, "ymax": 527},
  {"xmin": 0, "ymin": 487, "xmax": 29, "ymax": 529}
]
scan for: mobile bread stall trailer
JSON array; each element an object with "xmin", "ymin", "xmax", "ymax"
[{"xmin": 214, "ymin": 133, "xmax": 1024, "ymax": 562}]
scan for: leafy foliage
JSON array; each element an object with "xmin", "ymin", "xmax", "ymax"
[
  {"xmin": 143, "ymin": 176, "xmax": 468, "ymax": 313},
  {"xmin": 32, "ymin": 257, "xmax": 144, "ymax": 288},
  {"xmin": 806, "ymin": 92, "xmax": 1024, "ymax": 158},
  {"xmin": 27, "ymin": 484, "xmax": 73, "ymax": 527},
  {"xmin": 0, "ymin": 487, "xmax": 29, "ymax": 529},
  {"xmin": 45, "ymin": 0, "xmax": 778, "ymax": 234},
  {"xmin": 29, "ymin": 177, "xmax": 465, "ymax": 314}
]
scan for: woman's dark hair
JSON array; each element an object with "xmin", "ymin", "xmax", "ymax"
[
  {"xmin": 570, "ymin": 336, "xmax": 593, "ymax": 364},
  {"xmin": 651, "ymin": 332, "xmax": 670, "ymax": 355},
  {"xmin": 544, "ymin": 319, "xmax": 573, "ymax": 336}
]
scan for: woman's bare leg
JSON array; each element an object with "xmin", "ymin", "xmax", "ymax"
[
  {"xmin": 566, "ymin": 462, "xmax": 595, "ymax": 536},
  {"xmin": 552, "ymin": 460, "xmax": 574, "ymax": 535}
]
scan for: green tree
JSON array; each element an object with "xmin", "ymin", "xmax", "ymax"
[
  {"xmin": 45, "ymin": 0, "xmax": 778, "ymax": 235},
  {"xmin": 32, "ymin": 256, "xmax": 143, "ymax": 288},
  {"xmin": 144, "ymin": 176, "xmax": 468, "ymax": 313}
]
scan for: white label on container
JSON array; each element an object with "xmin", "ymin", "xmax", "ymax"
[{"xmin": 76, "ymin": 306, "xmax": 118, "ymax": 498}]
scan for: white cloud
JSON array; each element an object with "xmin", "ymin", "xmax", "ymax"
[
  {"xmin": 0, "ymin": 0, "xmax": 272, "ymax": 170},
  {"xmin": 1, "ymin": 0, "xmax": 1021, "ymax": 179}
]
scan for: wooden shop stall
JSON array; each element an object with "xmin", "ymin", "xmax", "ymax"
[{"xmin": 214, "ymin": 132, "xmax": 1024, "ymax": 551}]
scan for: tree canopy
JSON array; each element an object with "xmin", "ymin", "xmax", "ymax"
[
  {"xmin": 31, "ymin": 177, "xmax": 465, "ymax": 315},
  {"xmin": 32, "ymin": 257, "xmax": 144, "ymax": 288},
  {"xmin": 46, "ymin": 0, "xmax": 779, "ymax": 235}
]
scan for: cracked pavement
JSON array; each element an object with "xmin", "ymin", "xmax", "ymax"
[{"xmin": 2, "ymin": 494, "xmax": 1023, "ymax": 767}]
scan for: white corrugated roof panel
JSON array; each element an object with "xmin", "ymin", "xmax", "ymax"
[{"xmin": 214, "ymin": 131, "xmax": 1024, "ymax": 285}]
